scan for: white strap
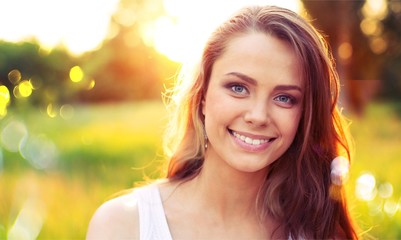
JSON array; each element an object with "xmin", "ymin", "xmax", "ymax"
[{"xmin": 137, "ymin": 184, "xmax": 172, "ymax": 240}]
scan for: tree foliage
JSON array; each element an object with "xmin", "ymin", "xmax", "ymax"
[{"xmin": 302, "ymin": 0, "xmax": 401, "ymax": 105}]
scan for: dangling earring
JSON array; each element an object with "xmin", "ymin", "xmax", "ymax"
[{"xmin": 204, "ymin": 128, "xmax": 208, "ymax": 150}]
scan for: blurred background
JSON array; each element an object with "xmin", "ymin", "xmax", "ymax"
[{"xmin": 0, "ymin": 0, "xmax": 400, "ymax": 239}]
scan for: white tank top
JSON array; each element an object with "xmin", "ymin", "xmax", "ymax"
[{"xmin": 135, "ymin": 184, "xmax": 173, "ymax": 240}]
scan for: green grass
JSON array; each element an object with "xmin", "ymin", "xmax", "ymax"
[
  {"xmin": 0, "ymin": 101, "xmax": 167, "ymax": 239},
  {"xmin": 0, "ymin": 101, "xmax": 400, "ymax": 239},
  {"xmin": 346, "ymin": 102, "xmax": 401, "ymax": 239}
]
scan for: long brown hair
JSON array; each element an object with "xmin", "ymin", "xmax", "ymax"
[{"xmin": 163, "ymin": 5, "xmax": 358, "ymax": 239}]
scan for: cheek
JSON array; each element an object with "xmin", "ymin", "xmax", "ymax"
[{"xmin": 278, "ymin": 109, "xmax": 302, "ymax": 139}]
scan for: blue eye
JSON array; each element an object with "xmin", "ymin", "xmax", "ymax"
[
  {"xmin": 274, "ymin": 95, "xmax": 295, "ymax": 105},
  {"xmin": 276, "ymin": 95, "xmax": 291, "ymax": 102},
  {"xmin": 231, "ymin": 85, "xmax": 248, "ymax": 94}
]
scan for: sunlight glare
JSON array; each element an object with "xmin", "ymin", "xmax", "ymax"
[
  {"xmin": 7, "ymin": 197, "xmax": 45, "ymax": 240},
  {"xmin": 149, "ymin": 0, "xmax": 302, "ymax": 63},
  {"xmin": 362, "ymin": 0, "xmax": 388, "ymax": 20},
  {"xmin": 0, "ymin": 0, "xmax": 119, "ymax": 55}
]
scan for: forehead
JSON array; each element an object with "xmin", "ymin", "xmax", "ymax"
[{"xmin": 212, "ymin": 32, "xmax": 303, "ymax": 87}]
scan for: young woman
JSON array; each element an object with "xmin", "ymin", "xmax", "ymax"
[{"xmin": 87, "ymin": 5, "xmax": 358, "ymax": 239}]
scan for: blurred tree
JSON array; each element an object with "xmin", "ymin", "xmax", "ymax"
[
  {"xmin": 78, "ymin": 0, "xmax": 179, "ymax": 102},
  {"xmin": 0, "ymin": 0, "xmax": 180, "ymax": 108},
  {"xmin": 302, "ymin": 0, "xmax": 401, "ymax": 114},
  {"xmin": 378, "ymin": 1, "xmax": 401, "ymax": 101},
  {"xmin": 0, "ymin": 41, "xmax": 80, "ymax": 109}
]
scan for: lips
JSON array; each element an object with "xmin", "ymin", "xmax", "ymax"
[{"xmin": 228, "ymin": 129, "xmax": 275, "ymax": 146}]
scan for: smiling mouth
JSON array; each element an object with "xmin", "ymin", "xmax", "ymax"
[{"xmin": 228, "ymin": 129, "xmax": 275, "ymax": 146}]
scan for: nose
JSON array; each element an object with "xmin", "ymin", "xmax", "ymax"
[{"xmin": 243, "ymin": 101, "xmax": 271, "ymax": 127}]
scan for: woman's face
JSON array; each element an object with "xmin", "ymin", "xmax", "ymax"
[{"xmin": 202, "ymin": 32, "xmax": 303, "ymax": 173}]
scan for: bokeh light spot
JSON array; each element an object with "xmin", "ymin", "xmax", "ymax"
[
  {"xmin": 87, "ymin": 79, "xmax": 96, "ymax": 90},
  {"xmin": 69, "ymin": 66, "xmax": 84, "ymax": 83},
  {"xmin": 338, "ymin": 42, "xmax": 353, "ymax": 60},
  {"xmin": 360, "ymin": 18, "xmax": 379, "ymax": 36},
  {"xmin": 330, "ymin": 156, "xmax": 350, "ymax": 185},
  {"xmin": 17, "ymin": 80, "xmax": 33, "ymax": 97},
  {"xmin": 60, "ymin": 104, "xmax": 74, "ymax": 120},
  {"xmin": 370, "ymin": 37, "xmax": 387, "ymax": 54},
  {"xmin": 0, "ymin": 120, "xmax": 28, "ymax": 152},
  {"xmin": 46, "ymin": 104, "xmax": 58, "ymax": 118},
  {"xmin": 383, "ymin": 199, "xmax": 399, "ymax": 217},
  {"xmin": 13, "ymin": 85, "xmax": 22, "ymax": 98},
  {"xmin": 8, "ymin": 69, "xmax": 22, "ymax": 85},
  {"xmin": 355, "ymin": 173, "xmax": 377, "ymax": 201},
  {"xmin": 362, "ymin": 0, "xmax": 388, "ymax": 20},
  {"xmin": 20, "ymin": 135, "xmax": 58, "ymax": 170},
  {"xmin": 0, "ymin": 85, "xmax": 11, "ymax": 118},
  {"xmin": 29, "ymin": 78, "xmax": 42, "ymax": 90},
  {"xmin": 378, "ymin": 182, "xmax": 393, "ymax": 199}
]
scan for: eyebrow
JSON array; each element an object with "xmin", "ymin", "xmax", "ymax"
[{"xmin": 225, "ymin": 72, "xmax": 303, "ymax": 93}]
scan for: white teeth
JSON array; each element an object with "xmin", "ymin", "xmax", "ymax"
[{"xmin": 232, "ymin": 131, "xmax": 270, "ymax": 145}]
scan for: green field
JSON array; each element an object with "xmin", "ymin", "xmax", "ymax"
[{"xmin": 0, "ymin": 101, "xmax": 400, "ymax": 239}]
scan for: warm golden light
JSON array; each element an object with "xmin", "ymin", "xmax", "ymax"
[
  {"xmin": 370, "ymin": 37, "xmax": 387, "ymax": 54},
  {"xmin": 87, "ymin": 79, "xmax": 96, "ymax": 90},
  {"xmin": 362, "ymin": 0, "xmax": 388, "ymax": 20},
  {"xmin": 69, "ymin": 66, "xmax": 84, "ymax": 83},
  {"xmin": 147, "ymin": 0, "xmax": 302, "ymax": 63},
  {"xmin": 338, "ymin": 42, "xmax": 353, "ymax": 60},
  {"xmin": 0, "ymin": 85, "xmax": 11, "ymax": 118},
  {"xmin": 0, "ymin": 0, "xmax": 119, "ymax": 55},
  {"xmin": 18, "ymin": 80, "xmax": 33, "ymax": 97}
]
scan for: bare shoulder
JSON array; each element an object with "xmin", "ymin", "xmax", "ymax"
[{"xmin": 86, "ymin": 191, "xmax": 140, "ymax": 240}]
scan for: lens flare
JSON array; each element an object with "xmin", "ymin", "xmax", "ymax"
[
  {"xmin": 69, "ymin": 66, "xmax": 84, "ymax": 83},
  {"xmin": 87, "ymin": 79, "xmax": 96, "ymax": 90},
  {"xmin": 8, "ymin": 69, "xmax": 22, "ymax": 85},
  {"xmin": 7, "ymin": 197, "xmax": 45, "ymax": 240},
  {"xmin": 355, "ymin": 173, "xmax": 377, "ymax": 201},
  {"xmin": 17, "ymin": 80, "xmax": 33, "ymax": 97},
  {"xmin": 60, "ymin": 104, "xmax": 74, "ymax": 120},
  {"xmin": 0, "ymin": 120, "xmax": 28, "ymax": 152},
  {"xmin": 20, "ymin": 135, "xmax": 58, "ymax": 170},
  {"xmin": 46, "ymin": 104, "xmax": 58, "ymax": 118},
  {"xmin": 383, "ymin": 199, "xmax": 399, "ymax": 217},
  {"xmin": 330, "ymin": 156, "xmax": 350, "ymax": 185},
  {"xmin": 0, "ymin": 85, "xmax": 11, "ymax": 118},
  {"xmin": 378, "ymin": 182, "xmax": 393, "ymax": 199}
]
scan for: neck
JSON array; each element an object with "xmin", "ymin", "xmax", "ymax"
[{"xmin": 184, "ymin": 151, "xmax": 268, "ymax": 221}]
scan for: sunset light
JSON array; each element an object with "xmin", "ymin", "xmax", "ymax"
[
  {"xmin": 0, "ymin": 0, "xmax": 119, "ymax": 55},
  {"xmin": 0, "ymin": 0, "xmax": 301, "ymax": 60},
  {"xmin": 146, "ymin": 0, "xmax": 302, "ymax": 63}
]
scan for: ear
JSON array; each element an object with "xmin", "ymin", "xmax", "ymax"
[{"xmin": 201, "ymin": 97, "xmax": 206, "ymax": 116}]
